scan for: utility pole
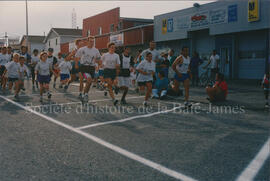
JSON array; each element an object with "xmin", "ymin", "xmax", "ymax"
[{"xmin": 25, "ymin": 0, "xmax": 29, "ymax": 51}]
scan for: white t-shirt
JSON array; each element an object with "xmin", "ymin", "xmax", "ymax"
[
  {"xmin": 0, "ymin": 53, "xmax": 9, "ymax": 66},
  {"xmin": 141, "ymin": 48, "xmax": 160, "ymax": 62},
  {"xmin": 136, "ymin": 60, "xmax": 156, "ymax": 82},
  {"xmin": 58, "ymin": 61, "xmax": 72, "ymax": 75},
  {"xmin": 121, "ymin": 54, "xmax": 131, "ymax": 69},
  {"xmin": 19, "ymin": 64, "xmax": 29, "ymax": 79},
  {"xmin": 57, "ymin": 57, "xmax": 64, "ymax": 65},
  {"xmin": 35, "ymin": 60, "xmax": 52, "ymax": 76},
  {"xmin": 31, "ymin": 55, "xmax": 40, "ymax": 64},
  {"xmin": 101, "ymin": 52, "xmax": 120, "ymax": 69},
  {"xmin": 6, "ymin": 54, "xmax": 12, "ymax": 62},
  {"xmin": 75, "ymin": 46, "xmax": 101, "ymax": 66},
  {"xmin": 6, "ymin": 61, "xmax": 20, "ymax": 78},
  {"xmin": 176, "ymin": 55, "xmax": 190, "ymax": 74},
  {"xmin": 210, "ymin": 54, "xmax": 220, "ymax": 69}
]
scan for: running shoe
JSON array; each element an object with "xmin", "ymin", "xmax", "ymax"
[
  {"xmin": 120, "ymin": 99, "xmax": 127, "ymax": 105},
  {"xmin": 59, "ymin": 85, "xmax": 63, "ymax": 89},
  {"xmin": 184, "ymin": 101, "xmax": 192, "ymax": 108},
  {"xmin": 47, "ymin": 92, "xmax": 52, "ymax": 99},
  {"xmin": 14, "ymin": 94, "xmax": 19, "ymax": 100},
  {"xmin": 143, "ymin": 101, "xmax": 147, "ymax": 107},
  {"xmin": 83, "ymin": 94, "xmax": 89, "ymax": 103},
  {"xmin": 113, "ymin": 99, "xmax": 118, "ymax": 106},
  {"xmin": 64, "ymin": 85, "xmax": 69, "ymax": 90},
  {"xmin": 104, "ymin": 91, "xmax": 108, "ymax": 97},
  {"xmin": 114, "ymin": 86, "xmax": 119, "ymax": 95},
  {"xmin": 40, "ymin": 96, "xmax": 43, "ymax": 102}
]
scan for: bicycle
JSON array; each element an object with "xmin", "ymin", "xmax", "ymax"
[{"xmin": 199, "ymin": 68, "xmax": 214, "ymax": 87}]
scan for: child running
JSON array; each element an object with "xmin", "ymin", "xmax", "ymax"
[
  {"xmin": 35, "ymin": 52, "xmax": 55, "ymax": 102},
  {"xmin": 47, "ymin": 48, "xmax": 58, "ymax": 88},
  {"xmin": 136, "ymin": 52, "xmax": 156, "ymax": 107},
  {"xmin": 30, "ymin": 49, "xmax": 40, "ymax": 89},
  {"xmin": 101, "ymin": 42, "xmax": 121, "ymax": 106},
  {"xmin": 5, "ymin": 53, "xmax": 20, "ymax": 98},
  {"xmin": 172, "ymin": 46, "xmax": 192, "ymax": 107},
  {"xmin": 58, "ymin": 58, "xmax": 72, "ymax": 89},
  {"xmin": 18, "ymin": 56, "xmax": 29, "ymax": 97},
  {"xmin": 262, "ymin": 72, "xmax": 269, "ymax": 108}
]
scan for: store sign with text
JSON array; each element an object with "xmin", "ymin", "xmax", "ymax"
[
  {"xmin": 210, "ymin": 8, "xmax": 227, "ymax": 24},
  {"xmin": 248, "ymin": 0, "xmax": 260, "ymax": 22},
  {"xmin": 110, "ymin": 33, "xmax": 124, "ymax": 46},
  {"xmin": 190, "ymin": 11, "xmax": 209, "ymax": 29}
]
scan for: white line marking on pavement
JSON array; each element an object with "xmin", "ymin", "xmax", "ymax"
[
  {"xmin": 26, "ymin": 96, "xmax": 144, "ymax": 108},
  {"xmin": 6, "ymin": 91, "xmax": 80, "ymax": 98},
  {"xmin": 236, "ymin": 137, "xmax": 270, "ymax": 181},
  {"xmin": 76, "ymin": 106, "xmax": 182, "ymax": 130},
  {"xmin": 0, "ymin": 95, "xmax": 197, "ymax": 181}
]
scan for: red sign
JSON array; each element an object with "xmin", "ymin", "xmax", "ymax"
[{"xmin": 191, "ymin": 15, "xmax": 207, "ymax": 21}]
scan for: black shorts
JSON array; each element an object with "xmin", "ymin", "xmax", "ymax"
[
  {"xmin": 0, "ymin": 66, "xmax": 6, "ymax": 76},
  {"xmin": 119, "ymin": 69, "xmax": 130, "ymax": 77},
  {"xmin": 137, "ymin": 81, "xmax": 152, "ymax": 86},
  {"xmin": 104, "ymin": 69, "xmax": 117, "ymax": 80},
  {"xmin": 8, "ymin": 77, "xmax": 19, "ymax": 82},
  {"xmin": 80, "ymin": 65, "xmax": 95, "ymax": 79},
  {"xmin": 71, "ymin": 68, "xmax": 80, "ymax": 74}
]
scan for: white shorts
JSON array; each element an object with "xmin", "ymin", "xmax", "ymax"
[{"xmin": 118, "ymin": 76, "xmax": 131, "ymax": 87}]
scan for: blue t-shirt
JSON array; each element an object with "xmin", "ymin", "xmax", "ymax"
[{"xmin": 155, "ymin": 77, "xmax": 169, "ymax": 91}]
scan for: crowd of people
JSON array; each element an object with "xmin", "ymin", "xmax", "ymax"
[{"xmin": 0, "ymin": 36, "xmax": 269, "ymax": 108}]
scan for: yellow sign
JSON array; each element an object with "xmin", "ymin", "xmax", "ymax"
[
  {"xmin": 162, "ymin": 19, "xmax": 167, "ymax": 34},
  {"xmin": 248, "ymin": 0, "xmax": 260, "ymax": 22}
]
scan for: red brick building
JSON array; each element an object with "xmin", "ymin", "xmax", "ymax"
[{"xmin": 82, "ymin": 7, "xmax": 154, "ymax": 52}]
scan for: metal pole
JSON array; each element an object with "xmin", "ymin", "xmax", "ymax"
[
  {"xmin": 25, "ymin": 0, "xmax": 29, "ymax": 52},
  {"xmin": 266, "ymin": 29, "xmax": 269, "ymax": 73}
]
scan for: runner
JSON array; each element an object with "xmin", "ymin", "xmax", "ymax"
[
  {"xmin": 206, "ymin": 73, "xmax": 228, "ymax": 102},
  {"xmin": 47, "ymin": 48, "xmax": 58, "ymax": 88},
  {"xmin": 141, "ymin": 41, "xmax": 160, "ymax": 79},
  {"xmin": 58, "ymin": 58, "xmax": 72, "ymax": 89},
  {"xmin": 30, "ymin": 49, "xmax": 40, "ymax": 89},
  {"xmin": 7, "ymin": 46, "xmax": 12, "ymax": 62},
  {"xmin": 190, "ymin": 51, "xmax": 203, "ymax": 87},
  {"xmin": 35, "ymin": 52, "xmax": 55, "ymax": 102},
  {"xmin": 136, "ymin": 52, "xmax": 155, "ymax": 107},
  {"xmin": 19, "ymin": 46, "xmax": 31, "ymax": 83},
  {"xmin": 5, "ymin": 53, "xmax": 20, "ymax": 96},
  {"xmin": 75, "ymin": 36, "xmax": 101, "ymax": 103},
  {"xmin": 18, "ymin": 56, "xmax": 29, "ymax": 98},
  {"xmin": 101, "ymin": 42, "xmax": 120, "ymax": 106},
  {"xmin": 118, "ymin": 47, "xmax": 134, "ymax": 104},
  {"xmin": 66, "ymin": 39, "xmax": 83, "ymax": 89},
  {"xmin": 204, "ymin": 50, "xmax": 220, "ymax": 84},
  {"xmin": 262, "ymin": 72, "xmax": 269, "ymax": 108},
  {"xmin": 97, "ymin": 58, "xmax": 105, "ymax": 90},
  {"xmin": 172, "ymin": 46, "xmax": 192, "ymax": 107},
  {"xmin": 0, "ymin": 47, "xmax": 9, "ymax": 91}
]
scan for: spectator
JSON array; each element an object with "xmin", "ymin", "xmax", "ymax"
[
  {"xmin": 190, "ymin": 51, "xmax": 203, "ymax": 86},
  {"xmin": 160, "ymin": 51, "xmax": 170, "ymax": 78},
  {"xmin": 152, "ymin": 70, "xmax": 169, "ymax": 100},
  {"xmin": 262, "ymin": 72, "xmax": 269, "ymax": 108},
  {"xmin": 204, "ymin": 49, "xmax": 220, "ymax": 83},
  {"xmin": 206, "ymin": 73, "xmax": 228, "ymax": 102}
]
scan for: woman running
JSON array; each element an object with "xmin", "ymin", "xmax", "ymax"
[
  {"xmin": 136, "ymin": 52, "xmax": 155, "ymax": 107},
  {"xmin": 35, "ymin": 52, "xmax": 55, "ymax": 102}
]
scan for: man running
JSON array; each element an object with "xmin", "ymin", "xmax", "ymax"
[
  {"xmin": 75, "ymin": 36, "xmax": 101, "ymax": 103},
  {"xmin": 102, "ymin": 42, "xmax": 121, "ymax": 106},
  {"xmin": 172, "ymin": 46, "xmax": 192, "ymax": 107},
  {"xmin": 118, "ymin": 47, "xmax": 134, "ymax": 104}
]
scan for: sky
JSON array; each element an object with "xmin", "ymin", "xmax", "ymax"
[{"xmin": 0, "ymin": 1, "xmax": 214, "ymax": 39}]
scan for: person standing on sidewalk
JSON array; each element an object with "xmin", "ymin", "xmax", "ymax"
[
  {"xmin": 262, "ymin": 72, "xmax": 269, "ymax": 108},
  {"xmin": 190, "ymin": 52, "xmax": 203, "ymax": 87},
  {"xmin": 204, "ymin": 50, "xmax": 220, "ymax": 83}
]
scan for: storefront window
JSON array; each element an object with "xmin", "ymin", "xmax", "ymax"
[{"xmin": 239, "ymin": 50, "xmax": 265, "ymax": 59}]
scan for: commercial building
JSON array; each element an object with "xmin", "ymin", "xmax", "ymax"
[
  {"xmin": 82, "ymin": 7, "xmax": 153, "ymax": 54},
  {"xmin": 154, "ymin": 0, "xmax": 270, "ymax": 79}
]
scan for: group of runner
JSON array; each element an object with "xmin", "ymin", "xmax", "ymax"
[{"xmin": 0, "ymin": 36, "xmax": 268, "ymax": 108}]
